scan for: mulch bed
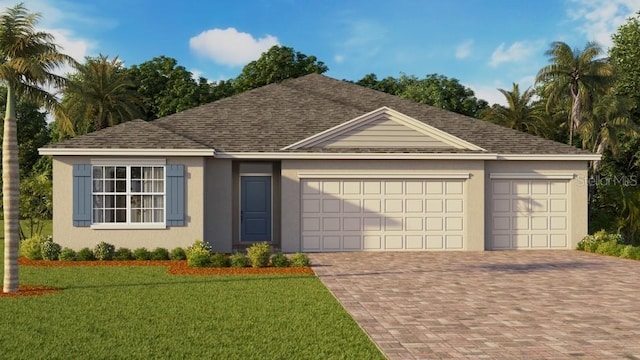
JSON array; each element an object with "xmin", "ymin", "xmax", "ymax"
[{"xmin": 2, "ymin": 258, "xmax": 315, "ymax": 298}]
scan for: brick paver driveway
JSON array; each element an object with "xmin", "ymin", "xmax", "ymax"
[{"xmin": 310, "ymin": 251, "xmax": 640, "ymax": 359}]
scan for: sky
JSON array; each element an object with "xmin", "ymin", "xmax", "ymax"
[{"xmin": 3, "ymin": 0, "xmax": 640, "ymax": 106}]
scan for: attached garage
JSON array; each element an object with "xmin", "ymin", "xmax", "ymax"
[
  {"xmin": 300, "ymin": 176, "xmax": 467, "ymax": 251},
  {"xmin": 490, "ymin": 175, "xmax": 572, "ymax": 250}
]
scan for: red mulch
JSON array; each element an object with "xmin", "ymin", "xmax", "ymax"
[{"xmin": 3, "ymin": 258, "xmax": 314, "ymax": 298}]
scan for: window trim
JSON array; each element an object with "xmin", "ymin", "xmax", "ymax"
[{"xmin": 89, "ymin": 160, "xmax": 167, "ymax": 230}]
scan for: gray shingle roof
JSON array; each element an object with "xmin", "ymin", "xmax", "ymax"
[{"xmin": 48, "ymin": 74, "xmax": 593, "ymax": 156}]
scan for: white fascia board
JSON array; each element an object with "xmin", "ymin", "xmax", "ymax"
[
  {"xmin": 281, "ymin": 106, "xmax": 486, "ymax": 151},
  {"xmin": 497, "ymin": 154, "xmax": 601, "ymax": 161},
  {"xmin": 38, "ymin": 148, "xmax": 215, "ymax": 157},
  {"xmin": 298, "ymin": 171, "xmax": 471, "ymax": 179},
  {"xmin": 490, "ymin": 173, "xmax": 576, "ymax": 180},
  {"xmin": 216, "ymin": 152, "xmax": 499, "ymax": 160}
]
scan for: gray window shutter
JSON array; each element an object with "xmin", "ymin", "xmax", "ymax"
[
  {"xmin": 73, "ymin": 164, "xmax": 92, "ymax": 227},
  {"xmin": 166, "ymin": 164, "xmax": 185, "ymax": 226}
]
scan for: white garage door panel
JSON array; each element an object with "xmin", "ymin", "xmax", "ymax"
[
  {"xmin": 491, "ymin": 179, "xmax": 569, "ymax": 250},
  {"xmin": 301, "ymin": 179, "xmax": 465, "ymax": 251}
]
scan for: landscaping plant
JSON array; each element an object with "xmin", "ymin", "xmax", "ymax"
[
  {"xmin": 133, "ymin": 248, "xmax": 151, "ymax": 260},
  {"xmin": 41, "ymin": 240, "xmax": 61, "ymax": 261},
  {"xmin": 210, "ymin": 253, "xmax": 230, "ymax": 268},
  {"xmin": 114, "ymin": 247, "xmax": 134, "ymax": 260},
  {"xmin": 247, "ymin": 242, "xmax": 271, "ymax": 268},
  {"xmin": 230, "ymin": 252, "xmax": 248, "ymax": 268},
  {"xmin": 93, "ymin": 241, "xmax": 116, "ymax": 260},
  {"xmin": 290, "ymin": 252, "xmax": 311, "ymax": 267},
  {"xmin": 76, "ymin": 247, "xmax": 96, "ymax": 261},
  {"xmin": 151, "ymin": 247, "xmax": 170, "ymax": 260},
  {"xmin": 169, "ymin": 247, "xmax": 187, "ymax": 260},
  {"xmin": 271, "ymin": 253, "xmax": 290, "ymax": 267},
  {"xmin": 58, "ymin": 247, "xmax": 77, "ymax": 261}
]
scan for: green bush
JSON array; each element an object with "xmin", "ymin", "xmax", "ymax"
[
  {"xmin": 620, "ymin": 245, "xmax": 640, "ymax": 260},
  {"xmin": 151, "ymin": 247, "xmax": 170, "ymax": 260},
  {"xmin": 210, "ymin": 253, "xmax": 230, "ymax": 268},
  {"xmin": 230, "ymin": 252, "xmax": 248, "ymax": 268},
  {"xmin": 187, "ymin": 252, "xmax": 211, "ymax": 267},
  {"xmin": 186, "ymin": 240, "xmax": 211, "ymax": 260},
  {"xmin": 290, "ymin": 253, "xmax": 310, "ymax": 267},
  {"xmin": 114, "ymin": 247, "xmax": 134, "ymax": 260},
  {"xmin": 271, "ymin": 253, "xmax": 290, "ymax": 267},
  {"xmin": 133, "ymin": 248, "xmax": 151, "ymax": 260},
  {"xmin": 93, "ymin": 241, "xmax": 115, "ymax": 260},
  {"xmin": 247, "ymin": 242, "xmax": 271, "ymax": 268},
  {"xmin": 19, "ymin": 234, "xmax": 48, "ymax": 260},
  {"xmin": 77, "ymin": 247, "xmax": 96, "ymax": 261},
  {"xmin": 169, "ymin": 247, "xmax": 187, "ymax": 260},
  {"xmin": 41, "ymin": 240, "xmax": 62, "ymax": 261},
  {"xmin": 58, "ymin": 247, "xmax": 77, "ymax": 261},
  {"xmin": 577, "ymin": 230, "xmax": 623, "ymax": 253},
  {"xmin": 594, "ymin": 241, "xmax": 625, "ymax": 257}
]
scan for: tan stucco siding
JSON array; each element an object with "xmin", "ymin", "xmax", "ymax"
[
  {"xmin": 52, "ymin": 156, "xmax": 205, "ymax": 250},
  {"xmin": 204, "ymin": 159, "xmax": 232, "ymax": 252},
  {"xmin": 485, "ymin": 160, "xmax": 589, "ymax": 250},
  {"xmin": 280, "ymin": 159, "xmax": 486, "ymax": 252}
]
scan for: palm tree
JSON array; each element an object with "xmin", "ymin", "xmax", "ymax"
[
  {"xmin": 483, "ymin": 83, "xmax": 540, "ymax": 133},
  {"xmin": 1, "ymin": 3, "xmax": 75, "ymax": 293},
  {"xmin": 62, "ymin": 54, "xmax": 143, "ymax": 134},
  {"xmin": 535, "ymin": 41, "xmax": 614, "ymax": 145}
]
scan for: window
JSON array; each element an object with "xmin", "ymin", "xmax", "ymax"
[{"xmin": 92, "ymin": 165, "xmax": 165, "ymax": 225}]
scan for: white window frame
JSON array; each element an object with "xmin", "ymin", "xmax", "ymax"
[{"xmin": 90, "ymin": 159, "xmax": 167, "ymax": 229}]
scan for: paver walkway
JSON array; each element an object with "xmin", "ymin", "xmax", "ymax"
[{"xmin": 310, "ymin": 251, "xmax": 640, "ymax": 359}]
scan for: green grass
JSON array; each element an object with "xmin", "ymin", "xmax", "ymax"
[
  {"xmin": 0, "ymin": 219, "xmax": 52, "ymax": 240},
  {"xmin": 0, "ymin": 241, "xmax": 383, "ymax": 359}
]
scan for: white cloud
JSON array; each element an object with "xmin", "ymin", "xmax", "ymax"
[
  {"xmin": 489, "ymin": 40, "xmax": 544, "ymax": 67},
  {"xmin": 334, "ymin": 19, "xmax": 388, "ymax": 63},
  {"xmin": 334, "ymin": 54, "xmax": 345, "ymax": 63},
  {"xmin": 568, "ymin": 0, "xmax": 640, "ymax": 48},
  {"xmin": 189, "ymin": 27, "xmax": 279, "ymax": 67},
  {"xmin": 468, "ymin": 83, "xmax": 508, "ymax": 106},
  {"xmin": 455, "ymin": 39, "xmax": 473, "ymax": 59}
]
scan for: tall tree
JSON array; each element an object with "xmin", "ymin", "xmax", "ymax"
[
  {"xmin": 0, "ymin": 3, "xmax": 75, "ymax": 293},
  {"xmin": 535, "ymin": 41, "xmax": 614, "ymax": 145},
  {"xmin": 483, "ymin": 83, "xmax": 540, "ymax": 132},
  {"xmin": 234, "ymin": 46, "xmax": 328, "ymax": 92},
  {"xmin": 62, "ymin": 54, "xmax": 143, "ymax": 133},
  {"xmin": 610, "ymin": 12, "xmax": 640, "ymax": 118},
  {"xmin": 128, "ymin": 56, "xmax": 215, "ymax": 119}
]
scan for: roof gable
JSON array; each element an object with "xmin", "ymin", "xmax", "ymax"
[{"xmin": 283, "ymin": 107, "xmax": 485, "ymax": 151}]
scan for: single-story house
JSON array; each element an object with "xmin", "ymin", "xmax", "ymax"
[{"xmin": 39, "ymin": 74, "xmax": 599, "ymax": 253}]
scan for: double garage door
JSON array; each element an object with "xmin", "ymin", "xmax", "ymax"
[
  {"xmin": 301, "ymin": 178, "xmax": 466, "ymax": 251},
  {"xmin": 491, "ymin": 179, "xmax": 570, "ymax": 249}
]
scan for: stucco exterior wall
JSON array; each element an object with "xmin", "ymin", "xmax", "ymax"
[
  {"xmin": 280, "ymin": 159, "xmax": 486, "ymax": 252},
  {"xmin": 484, "ymin": 160, "xmax": 590, "ymax": 250},
  {"xmin": 52, "ymin": 156, "xmax": 205, "ymax": 250}
]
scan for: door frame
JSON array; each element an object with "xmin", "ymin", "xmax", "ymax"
[{"xmin": 239, "ymin": 173, "xmax": 273, "ymax": 242}]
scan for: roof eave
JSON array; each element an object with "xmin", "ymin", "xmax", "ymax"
[{"xmin": 38, "ymin": 148, "xmax": 216, "ymax": 157}]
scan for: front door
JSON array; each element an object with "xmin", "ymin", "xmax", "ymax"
[{"xmin": 241, "ymin": 176, "xmax": 272, "ymax": 242}]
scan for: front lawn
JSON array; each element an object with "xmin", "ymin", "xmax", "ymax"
[{"xmin": 0, "ymin": 241, "xmax": 383, "ymax": 359}]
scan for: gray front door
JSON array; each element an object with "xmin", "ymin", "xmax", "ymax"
[{"xmin": 241, "ymin": 176, "xmax": 272, "ymax": 242}]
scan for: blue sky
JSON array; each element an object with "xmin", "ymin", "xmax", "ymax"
[{"xmin": 6, "ymin": 0, "xmax": 640, "ymax": 105}]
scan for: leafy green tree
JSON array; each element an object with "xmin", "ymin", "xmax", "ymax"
[
  {"xmin": 0, "ymin": 3, "xmax": 75, "ymax": 293},
  {"xmin": 483, "ymin": 83, "xmax": 540, "ymax": 132},
  {"xmin": 18, "ymin": 172, "xmax": 51, "ymax": 240},
  {"xmin": 610, "ymin": 12, "xmax": 640, "ymax": 117},
  {"xmin": 128, "ymin": 56, "xmax": 215, "ymax": 119},
  {"xmin": 62, "ymin": 54, "xmax": 143, "ymax": 133},
  {"xmin": 356, "ymin": 73, "xmax": 403, "ymax": 95},
  {"xmin": 536, "ymin": 41, "xmax": 614, "ymax": 145},
  {"xmin": 234, "ymin": 45, "xmax": 328, "ymax": 92}
]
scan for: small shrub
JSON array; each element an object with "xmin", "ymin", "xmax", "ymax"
[
  {"xmin": 620, "ymin": 245, "xmax": 640, "ymax": 260},
  {"xmin": 58, "ymin": 247, "xmax": 77, "ymax": 261},
  {"xmin": 210, "ymin": 253, "xmax": 230, "ymax": 268},
  {"xmin": 188, "ymin": 252, "xmax": 211, "ymax": 267},
  {"xmin": 230, "ymin": 252, "xmax": 248, "ymax": 268},
  {"xmin": 93, "ymin": 241, "xmax": 116, "ymax": 260},
  {"xmin": 77, "ymin": 247, "xmax": 96, "ymax": 261},
  {"xmin": 151, "ymin": 247, "xmax": 170, "ymax": 260},
  {"xmin": 271, "ymin": 253, "xmax": 290, "ymax": 267},
  {"xmin": 19, "ymin": 234, "xmax": 48, "ymax": 260},
  {"xmin": 247, "ymin": 242, "xmax": 271, "ymax": 268},
  {"xmin": 133, "ymin": 248, "xmax": 151, "ymax": 260},
  {"xmin": 41, "ymin": 240, "xmax": 62, "ymax": 261},
  {"xmin": 290, "ymin": 252, "xmax": 310, "ymax": 267},
  {"xmin": 186, "ymin": 240, "xmax": 211, "ymax": 260},
  {"xmin": 169, "ymin": 247, "xmax": 187, "ymax": 260},
  {"xmin": 577, "ymin": 230, "xmax": 622, "ymax": 253},
  {"xmin": 594, "ymin": 241, "xmax": 624, "ymax": 257},
  {"xmin": 114, "ymin": 247, "xmax": 134, "ymax": 260}
]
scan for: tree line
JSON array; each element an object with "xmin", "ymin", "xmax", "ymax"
[{"xmin": 2, "ymin": 2, "xmax": 640, "ymax": 292}]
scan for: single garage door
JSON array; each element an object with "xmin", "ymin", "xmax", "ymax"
[
  {"xmin": 301, "ymin": 178, "xmax": 465, "ymax": 251},
  {"xmin": 491, "ymin": 179, "xmax": 569, "ymax": 249}
]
